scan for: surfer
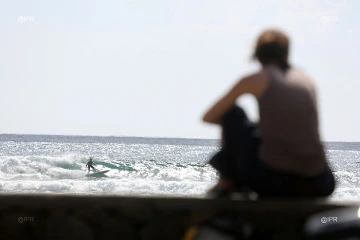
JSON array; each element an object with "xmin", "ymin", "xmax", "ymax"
[{"xmin": 86, "ymin": 157, "xmax": 97, "ymax": 173}]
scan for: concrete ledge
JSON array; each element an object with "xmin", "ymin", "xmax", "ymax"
[{"xmin": 0, "ymin": 194, "xmax": 358, "ymax": 240}]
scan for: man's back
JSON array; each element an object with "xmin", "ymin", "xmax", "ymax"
[{"xmin": 257, "ymin": 66, "xmax": 326, "ymax": 176}]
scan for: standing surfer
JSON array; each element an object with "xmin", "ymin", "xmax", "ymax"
[{"xmin": 86, "ymin": 157, "xmax": 97, "ymax": 173}]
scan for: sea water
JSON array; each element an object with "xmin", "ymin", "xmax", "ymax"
[{"xmin": 0, "ymin": 134, "xmax": 359, "ymax": 202}]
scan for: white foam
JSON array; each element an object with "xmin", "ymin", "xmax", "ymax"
[
  {"xmin": 0, "ymin": 150, "xmax": 358, "ymax": 202},
  {"xmin": 330, "ymin": 187, "xmax": 360, "ymax": 203},
  {"xmin": 0, "ymin": 155, "xmax": 87, "ymax": 180},
  {"xmin": 0, "ymin": 178, "xmax": 215, "ymax": 197},
  {"xmin": 0, "ymin": 154, "xmax": 217, "ymax": 197}
]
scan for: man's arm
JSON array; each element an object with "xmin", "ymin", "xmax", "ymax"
[{"xmin": 202, "ymin": 72, "xmax": 268, "ymax": 125}]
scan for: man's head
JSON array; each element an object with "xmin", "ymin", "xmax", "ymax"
[{"xmin": 252, "ymin": 29, "xmax": 290, "ymax": 69}]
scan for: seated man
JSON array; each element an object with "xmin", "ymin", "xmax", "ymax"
[{"xmin": 203, "ymin": 29, "xmax": 335, "ymax": 198}]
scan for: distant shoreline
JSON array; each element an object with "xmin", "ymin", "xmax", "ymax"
[
  {"xmin": 0, "ymin": 133, "xmax": 217, "ymax": 141},
  {"xmin": 0, "ymin": 133, "xmax": 357, "ymax": 144},
  {"xmin": 0, "ymin": 134, "xmax": 220, "ymax": 146}
]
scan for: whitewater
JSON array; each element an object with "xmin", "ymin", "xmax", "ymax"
[{"xmin": 0, "ymin": 134, "xmax": 359, "ymax": 202}]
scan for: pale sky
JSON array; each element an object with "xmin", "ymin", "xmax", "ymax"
[{"xmin": 0, "ymin": 0, "xmax": 359, "ymax": 141}]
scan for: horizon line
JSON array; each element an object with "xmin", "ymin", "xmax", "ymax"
[{"xmin": 0, "ymin": 133, "xmax": 358, "ymax": 143}]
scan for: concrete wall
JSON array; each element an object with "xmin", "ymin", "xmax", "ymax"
[{"xmin": 0, "ymin": 195, "xmax": 356, "ymax": 240}]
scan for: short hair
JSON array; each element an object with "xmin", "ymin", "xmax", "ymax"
[{"xmin": 252, "ymin": 29, "xmax": 290, "ymax": 70}]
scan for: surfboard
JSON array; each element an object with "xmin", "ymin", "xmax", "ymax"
[
  {"xmin": 87, "ymin": 170, "xmax": 110, "ymax": 177},
  {"xmin": 95, "ymin": 170, "xmax": 109, "ymax": 174}
]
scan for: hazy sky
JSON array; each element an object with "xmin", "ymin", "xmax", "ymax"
[{"xmin": 0, "ymin": 0, "xmax": 359, "ymax": 140}]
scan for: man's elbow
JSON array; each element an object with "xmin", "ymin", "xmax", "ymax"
[
  {"xmin": 202, "ymin": 113, "xmax": 213, "ymax": 123},
  {"xmin": 202, "ymin": 114, "xmax": 210, "ymax": 123},
  {"xmin": 202, "ymin": 114, "xmax": 220, "ymax": 124}
]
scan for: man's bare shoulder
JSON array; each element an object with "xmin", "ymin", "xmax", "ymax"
[
  {"xmin": 238, "ymin": 69, "xmax": 269, "ymax": 98},
  {"xmin": 241, "ymin": 69, "xmax": 268, "ymax": 84},
  {"xmin": 288, "ymin": 68, "xmax": 317, "ymax": 87}
]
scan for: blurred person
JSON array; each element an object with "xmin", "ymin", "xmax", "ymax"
[{"xmin": 203, "ymin": 29, "xmax": 335, "ymax": 198}]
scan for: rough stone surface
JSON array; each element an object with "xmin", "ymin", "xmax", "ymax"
[{"xmin": 0, "ymin": 195, "xmax": 356, "ymax": 240}]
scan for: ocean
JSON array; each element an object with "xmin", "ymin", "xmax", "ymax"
[{"xmin": 0, "ymin": 134, "xmax": 359, "ymax": 202}]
